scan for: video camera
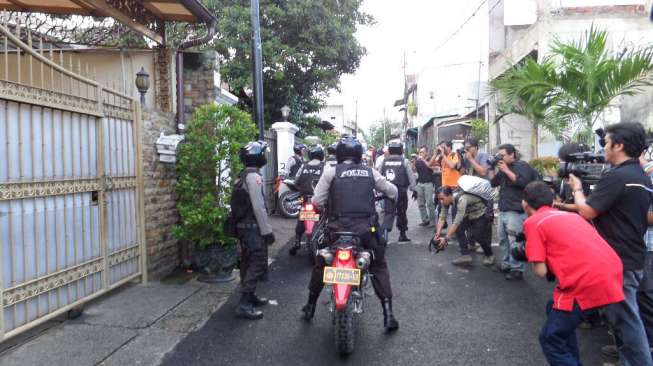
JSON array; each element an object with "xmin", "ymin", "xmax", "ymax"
[{"xmin": 558, "ymin": 152, "xmax": 607, "ymax": 181}]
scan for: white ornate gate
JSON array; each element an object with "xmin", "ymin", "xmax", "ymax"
[{"xmin": 0, "ymin": 20, "xmax": 146, "ymax": 341}]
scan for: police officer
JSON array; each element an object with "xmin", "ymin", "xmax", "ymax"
[
  {"xmin": 283, "ymin": 143, "xmax": 306, "ymax": 178},
  {"xmin": 325, "ymin": 142, "xmax": 337, "ymax": 167},
  {"xmin": 289, "ymin": 144, "xmax": 325, "ymax": 255},
  {"xmin": 381, "ymin": 141, "xmax": 417, "ymax": 242},
  {"xmin": 235, "ymin": 141, "xmax": 276, "ymax": 320},
  {"xmin": 301, "ymin": 136, "xmax": 400, "ymax": 331}
]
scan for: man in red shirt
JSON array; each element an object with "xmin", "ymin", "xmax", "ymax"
[{"xmin": 522, "ymin": 181, "xmax": 625, "ymax": 365}]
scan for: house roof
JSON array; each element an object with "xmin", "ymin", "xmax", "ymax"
[{"xmin": 0, "ymin": 0, "xmax": 216, "ymax": 44}]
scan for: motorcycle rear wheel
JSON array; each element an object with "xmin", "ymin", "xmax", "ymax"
[
  {"xmin": 278, "ymin": 191, "xmax": 300, "ymax": 218},
  {"xmin": 334, "ymin": 305, "xmax": 355, "ymax": 355}
]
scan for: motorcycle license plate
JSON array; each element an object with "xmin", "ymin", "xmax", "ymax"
[
  {"xmin": 323, "ymin": 267, "xmax": 361, "ymax": 286},
  {"xmin": 299, "ymin": 211, "xmax": 320, "ymax": 221}
]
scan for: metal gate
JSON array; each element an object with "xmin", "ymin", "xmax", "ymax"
[
  {"xmin": 263, "ymin": 130, "xmax": 277, "ymax": 208},
  {"xmin": 0, "ymin": 20, "xmax": 146, "ymax": 341}
]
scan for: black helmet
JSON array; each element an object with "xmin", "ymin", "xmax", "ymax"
[
  {"xmin": 240, "ymin": 140, "xmax": 268, "ymax": 168},
  {"xmin": 293, "ymin": 143, "xmax": 307, "ymax": 155},
  {"xmin": 327, "ymin": 142, "xmax": 337, "ymax": 155},
  {"xmin": 308, "ymin": 144, "xmax": 325, "ymax": 161},
  {"xmin": 336, "ymin": 136, "xmax": 363, "ymax": 164},
  {"xmin": 388, "ymin": 141, "xmax": 403, "ymax": 155}
]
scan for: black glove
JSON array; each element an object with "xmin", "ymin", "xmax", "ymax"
[
  {"xmin": 411, "ymin": 191, "xmax": 418, "ymax": 201},
  {"xmin": 264, "ymin": 233, "xmax": 276, "ymax": 246}
]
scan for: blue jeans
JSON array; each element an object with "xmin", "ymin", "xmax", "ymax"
[
  {"xmin": 498, "ymin": 211, "xmax": 526, "ymax": 272},
  {"xmin": 539, "ymin": 301, "xmax": 585, "ymax": 366},
  {"xmin": 605, "ymin": 270, "xmax": 653, "ymax": 366}
]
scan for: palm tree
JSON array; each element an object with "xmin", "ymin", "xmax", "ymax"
[
  {"xmin": 489, "ymin": 57, "xmax": 563, "ymax": 157},
  {"xmin": 490, "ymin": 26, "xmax": 653, "ymax": 147},
  {"xmin": 548, "ymin": 27, "xmax": 653, "ymax": 143}
]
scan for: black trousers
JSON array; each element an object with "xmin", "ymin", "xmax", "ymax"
[
  {"xmin": 395, "ymin": 188, "xmax": 408, "ymax": 232},
  {"xmin": 238, "ymin": 227, "xmax": 269, "ymax": 294},
  {"xmin": 295, "ymin": 219, "xmax": 305, "ymax": 237},
  {"xmin": 308, "ymin": 231, "xmax": 393, "ymax": 300},
  {"xmin": 455, "ymin": 215, "xmax": 493, "ymax": 256},
  {"xmin": 639, "ymin": 251, "xmax": 653, "ymax": 346}
]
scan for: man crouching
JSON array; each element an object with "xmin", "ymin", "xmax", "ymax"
[{"xmin": 522, "ymin": 181, "xmax": 624, "ymax": 365}]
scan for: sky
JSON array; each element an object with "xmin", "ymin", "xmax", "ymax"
[{"xmin": 327, "ymin": 0, "xmax": 491, "ymax": 133}]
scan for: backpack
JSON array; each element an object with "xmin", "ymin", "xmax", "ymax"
[
  {"xmin": 457, "ymin": 175, "xmax": 496, "ymax": 218},
  {"xmin": 230, "ymin": 169, "xmax": 255, "ymax": 222}
]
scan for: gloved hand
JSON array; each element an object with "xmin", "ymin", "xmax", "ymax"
[
  {"xmin": 264, "ymin": 233, "xmax": 276, "ymax": 246},
  {"xmin": 411, "ymin": 191, "xmax": 418, "ymax": 201}
]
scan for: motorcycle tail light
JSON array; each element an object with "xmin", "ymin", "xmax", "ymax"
[
  {"xmin": 337, "ymin": 250, "xmax": 351, "ymax": 261},
  {"xmin": 304, "ymin": 203, "xmax": 314, "ymax": 211},
  {"xmin": 318, "ymin": 248, "xmax": 333, "ymax": 265}
]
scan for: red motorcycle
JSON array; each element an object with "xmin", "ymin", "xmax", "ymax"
[
  {"xmin": 317, "ymin": 232, "xmax": 372, "ymax": 355},
  {"xmin": 299, "ymin": 196, "xmax": 322, "ymax": 264}
]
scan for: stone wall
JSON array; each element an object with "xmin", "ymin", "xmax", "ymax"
[
  {"xmin": 141, "ymin": 110, "xmax": 180, "ymax": 279},
  {"xmin": 182, "ymin": 52, "xmax": 218, "ymax": 123}
]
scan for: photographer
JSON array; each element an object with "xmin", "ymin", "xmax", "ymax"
[
  {"xmin": 551, "ymin": 143, "xmax": 589, "ymax": 212},
  {"xmin": 489, "ymin": 144, "xmax": 539, "ymax": 280},
  {"xmin": 415, "ymin": 146, "xmax": 437, "ymax": 226},
  {"xmin": 430, "ymin": 140, "xmax": 462, "ymax": 188},
  {"xmin": 433, "ymin": 186, "xmax": 495, "ymax": 267},
  {"xmin": 461, "ymin": 137, "xmax": 490, "ymax": 179},
  {"xmin": 569, "ymin": 122, "xmax": 653, "ymax": 366},
  {"xmin": 521, "ymin": 181, "xmax": 625, "ymax": 366}
]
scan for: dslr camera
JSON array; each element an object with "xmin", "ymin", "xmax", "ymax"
[{"xmin": 487, "ymin": 153, "xmax": 504, "ymax": 169}]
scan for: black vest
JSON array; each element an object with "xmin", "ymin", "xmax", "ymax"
[
  {"xmin": 381, "ymin": 155, "xmax": 409, "ymax": 188},
  {"xmin": 296, "ymin": 162, "xmax": 324, "ymax": 196},
  {"xmin": 328, "ymin": 164, "xmax": 376, "ymax": 218},
  {"xmin": 289, "ymin": 155, "xmax": 302, "ymax": 177},
  {"xmin": 415, "ymin": 159, "xmax": 433, "ymax": 183}
]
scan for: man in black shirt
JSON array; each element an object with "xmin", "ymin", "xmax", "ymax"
[
  {"xmin": 489, "ymin": 144, "xmax": 539, "ymax": 280},
  {"xmin": 570, "ymin": 122, "xmax": 653, "ymax": 366},
  {"xmin": 415, "ymin": 146, "xmax": 436, "ymax": 226}
]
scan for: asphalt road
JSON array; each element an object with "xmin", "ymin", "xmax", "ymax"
[{"xmin": 162, "ymin": 204, "xmax": 613, "ymax": 366}]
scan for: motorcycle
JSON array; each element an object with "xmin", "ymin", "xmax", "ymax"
[
  {"xmin": 276, "ymin": 178, "xmax": 302, "ymax": 218},
  {"xmin": 316, "ymin": 232, "xmax": 372, "ymax": 355},
  {"xmin": 298, "ymin": 196, "xmax": 321, "ymax": 265}
]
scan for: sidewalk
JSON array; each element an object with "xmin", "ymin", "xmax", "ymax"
[{"xmin": 0, "ymin": 214, "xmax": 297, "ymax": 366}]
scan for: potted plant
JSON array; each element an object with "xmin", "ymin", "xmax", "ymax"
[{"xmin": 174, "ymin": 104, "xmax": 257, "ymax": 283}]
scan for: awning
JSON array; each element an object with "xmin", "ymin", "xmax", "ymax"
[{"xmin": 0, "ymin": 0, "xmax": 216, "ymax": 44}]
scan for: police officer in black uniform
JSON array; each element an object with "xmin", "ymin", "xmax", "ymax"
[
  {"xmin": 325, "ymin": 142, "xmax": 337, "ymax": 167},
  {"xmin": 284, "ymin": 143, "xmax": 306, "ymax": 178},
  {"xmin": 381, "ymin": 141, "xmax": 417, "ymax": 242},
  {"xmin": 235, "ymin": 141, "xmax": 276, "ymax": 320},
  {"xmin": 289, "ymin": 145, "xmax": 326, "ymax": 255},
  {"xmin": 301, "ymin": 136, "xmax": 400, "ymax": 331}
]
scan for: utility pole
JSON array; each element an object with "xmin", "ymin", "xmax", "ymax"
[
  {"xmin": 383, "ymin": 107, "xmax": 387, "ymax": 145},
  {"xmin": 251, "ymin": 0, "xmax": 265, "ymax": 140},
  {"xmin": 401, "ymin": 51, "xmax": 408, "ymax": 145},
  {"xmin": 354, "ymin": 100, "xmax": 358, "ymax": 138}
]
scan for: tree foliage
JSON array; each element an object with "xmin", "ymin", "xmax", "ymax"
[
  {"xmin": 363, "ymin": 119, "xmax": 401, "ymax": 149},
  {"xmin": 174, "ymin": 104, "xmax": 257, "ymax": 249},
  {"xmin": 207, "ymin": 0, "xmax": 373, "ymax": 126},
  {"xmin": 489, "ymin": 27, "xmax": 653, "ymax": 145}
]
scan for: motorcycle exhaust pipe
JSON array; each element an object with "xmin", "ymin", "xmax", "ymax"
[
  {"xmin": 318, "ymin": 248, "xmax": 333, "ymax": 265},
  {"xmin": 356, "ymin": 252, "xmax": 371, "ymax": 269}
]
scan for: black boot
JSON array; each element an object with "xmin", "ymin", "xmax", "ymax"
[
  {"xmin": 398, "ymin": 231, "xmax": 411, "ymax": 242},
  {"xmin": 381, "ymin": 298, "xmax": 399, "ymax": 332},
  {"xmin": 235, "ymin": 293, "xmax": 263, "ymax": 320},
  {"xmin": 289, "ymin": 235, "xmax": 302, "ymax": 255},
  {"xmin": 252, "ymin": 293, "xmax": 269, "ymax": 307},
  {"xmin": 301, "ymin": 292, "xmax": 319, "ymax": 321}
]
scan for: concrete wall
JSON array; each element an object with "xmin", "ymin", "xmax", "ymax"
[{"xmin": 141, "ymin": 110, "xmax": 181, "ymax": 279}]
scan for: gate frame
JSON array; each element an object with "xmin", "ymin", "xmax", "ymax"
[{"xmin": 0, "ymin": 21, "xmax": 147, "ymax": 341}]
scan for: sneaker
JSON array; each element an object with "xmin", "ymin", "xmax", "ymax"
[
  {"xmin": 398, "ymin": 232, "xmax": 411, "ymax": 242},
  {"xmin": 505, "ymin": 271, "xmax": 523, "ymax": 280},
  {"xmin": 452, "ymin": 254, "xmax": 473, "ymax": 266},
  {"xmin": 418, "ymin": 221, "xmax": 430, "ymax": 227},
  {"xmin": 482, "ymin": 255, "xmax": 495, "ymax": 266},
  {"xmin": 476, "ymin": 246, "xmax": 485, "ymax": 254},
  {"xmin": 601, "ymin": 344, "xmax": 618, "ymax": 359}
]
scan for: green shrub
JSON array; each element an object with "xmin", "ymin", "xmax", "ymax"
[
  {"xmin": 173, "ymin": 104, "xmax": 258, "ymax": 249},
  {"xmin": 529, "ymin": 156, "xmax": 559, "ymax": 177}
]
